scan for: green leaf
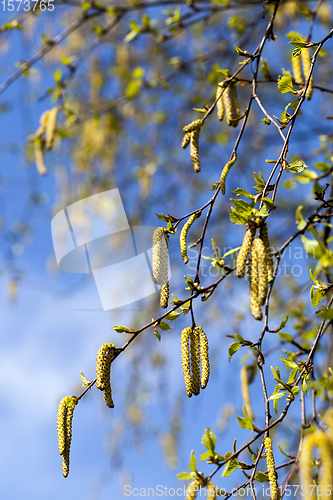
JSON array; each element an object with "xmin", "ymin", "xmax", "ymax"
[
  {"xmin": 222, "ymin": 458, "xmax": 241, "ymax": 477},
  {"xmin": 159, "ymin": 321, "xmax": 172, "ymax": 331},
  {"xmin": 154, "ymin": 328, "xmax": 161, "ymax": 341},
  {"xmin": 132, "ymin": 67, "xmax": 144, "ymax": 79},
  {"xmin": 302, "ymin": 377, "xmax": 308, "ymax": 396},
  {"xmin": 233, "ymin": 188, "xmax": 256, "ymax": 200},
  {"xmin": 255, "ymin": 472, "xmax": 269, "ymax": 483},
  {"xmin": 262, "ymin": 118, "xmax": 271, "ymax": 125},
  {"xmin": 80, "ymin": 371, "xmax": 90, "ymax": 386},
  {"xmin": 278, "ymin": 75, "xmax": 297, "ymax": 95},
  {"xmin": 278, "ymin": 332, "xmax": 293, "ymax": 343},
  {"xmin": 229, "ymin": 208, "xmax": 248, "ymax": 225},
  {"xmin": 189, "ymin": 450, "xmax": 196, "ymax": 473},
  {"xmin": 302, "ymin": 235, "xmax": 325, "ymax": 260},
  {"xmin": 155, "ymin": 212, "xmax": 170, "ymax": 222},
  {"xmin": 228, "ymin": 341, "xmax": 241, "ymax": 362},
  {"xmin": 288, "ymin": 159, "xmax": 309, "ymax": 173},
  {"xmin": 288, "ymin": 367, "xmax": 298, "ymax": 384},
  {"xmin": 202, "ymin": 428, "xmax": 217, "ymax": 452},
  {"xmin": 260, "ymin": 58, "xmax": 271, "ymax": 79},
  {"xmin": 126, "ymin": 80, "xmax": 141, "ymax": 98},
  {"xmin": 165, "ymin": 311, "xmax": 181, "ymax": 321},
  {"xmin": 200, "ymin": 450, "xmax": 213, "ymax": 461},
  {"xmin": 281, "ymin": 357, "xmax": 298, "ymax": 369},
  {"xmin": 296, "ymin": 205, "xmax": 307, "ymax": 230},
  {"xmin": 289, "ymin": 37, "xmax": 308, "ymax": 49},
  {"xmin": 268, "ymin": 391, "xmax": 287, "ymax": 401},
  {"xmin": 112, "ymin": 325, "xmax": 134, "ymax": 333},
  {"xmin": 262, "ymin": 197, "xmax": 275, "ymax": 210},
  {"xmin": 176, "ymin": 472, "xmax": 197, "ymax": 480},
  {"xmin": 291, "ymin": 386, "xmax": 300, "ymax": 397},
  {"xmin": 237, "ymin": 414, "xmax": 254, "ymax": 431},
  {"xmin": 221, "ymin": 246, "xmax": 241, "ymax": 259},
  {"xmin": 310, "ymin": 286, "xmax": 326, "ymax": 309}
]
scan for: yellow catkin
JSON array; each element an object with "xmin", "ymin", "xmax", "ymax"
[
  {"xmin": 223, "ymin": 83, "xmax": 240, "ymax": 127},
  {"xmin": 190, "ymin": 128, "xmax": 201, "ymax": 173},
  {"xmin": 152, "ymin": 228, "xmax": 169, "ymax": 287},
  {"xmin": 260, "ymin": 222, "xmax": 274, "ymax": 283},
  {"xmin": 45, "ymin": 106, "xmax": 59, "ymax": 150},
  {"xmin": 182, "ymin": 132, "xmax": 191, "ymax": 149},
  {"xmin": 34, "ymin": 139, "xmax": 47, "ymax": 175},
  {"xmin": 181, "ymin": 327, "xmax": 193, "ymax": 398},
  {"xmin": 263, "ymin": 437, "xmax": 278, "ymax": 500},
  {"xmin": 194, "ymin": 326, "xmax": 210, "ymax": 389},
  {"xmin": 220, "ymin": 153, "xmax": 237, "ymax": 195},
  {"xmin": 180, "ymin": 212, "xmax": 201, "ymax": 264},
  {"xmin": 96, "ymin": 343, "xmax": 111, "ymax": 390},
  {"xmin": 96, "ymin": 343, "xmax": 115, "ymax": 408},
  {"xmin": 34, "ymin": 110, "xmax": 49, "ymax": 138},
  {"xmin": 240, "ymin": 366, "xmax": 253, "ymax": 419},
  {"xmin": 216, "ymin": 83, "xmax": 224, "ymax": 121},
  {"xmin": 299, "ymin": 431, "xmax": 333, "ymax": 500},
  {"xmin": 57, "ymin": 396, "xmax": 77, "ymax": 478},
  {"xmin": 190, "ymin": 328, "xmax": 201, "ymax": 396},
  {"xmin": 183, "ymin": 119, "xmax": 203, "ymax": 133},
  {"xmin": 206, "ymin": 482, "xmax": 216, "ymax": 500},
  {"xmin": 186, "ymin": 480, "xmax": 201, "ymax": 500},
  {"xmin": 160, "ymin": 282, "xmax": 169, "ymax": 309},
  {"xmin": 292, "ymin": 53, "xmax": 304, "ymax": 86},
  {"xmin": 253, "ymin": 238, "xmax": 268, "ymax": 306},
  {"xmin": 301, "ymin": 48, "xmax": 313, "ymax": 100},
  {"xmin": 236, "ymin": 226, "xmax": 256, "ymax": 278},
  {"xmin": 249, "ymin": 240, "xmax": 262, "ymax": 321}
]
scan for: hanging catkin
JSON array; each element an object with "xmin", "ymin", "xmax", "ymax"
[
  {"xmin": 299, "ymin": 431, "xmax": 333, "ymax": 500},
  {"xmin": 190, "ymin": 128, "xmax": 201, "ymax": 173},
  {"xmin": 96, "ymin": 343, "xmax": 115, "ymax": 408},
  {"xmin": 181, "ymin": 327, "xmax": 193, "ymax": 397},
  {"xmin": 240, "ymin": 365, "xmax": 253, "ymax": 419},
  {"xmin": 216, "ymin": 83, "xmax": 224, "ymax": 121},
  {"xmin": 220, "ymin": 153, "xmax": 237, "ymax": 195},
  {"xmin": 301, "ymin": 48, "xmax": 313, "ymax": 100},
  {"xmin": 160, "ymin": 282, "xmax": 169, "ymax": 309},
  {"xmin": 263, "ymin": 437, "xmax": 278, "ymax": 500},
  {"xmin": 45, "ymin": 106, "xmax": 59, "ymax": 150},
  {"xmin": 253, "ymin": 238, "xmax": 268, "ymax": 306},
  {"xmin": 249, "ymin": 240, "xmax": 262, "ymax": 321},
  {"xmin": 260, "ymin": 222, "xmax": 274, "ymax": 283},
  {"xmin": 206, "ymin": 482, "xmax": 216, "ymax": 500},
  {"xmin": 186, "ymin": 480, "xmax": 201, "ymax": 500},
  {"xmin": 223, "ymin": 83, "xmax": 240, "ymax": 127},
  {"xmin": 152, "ymin": 226, "xmax": 169, "ymax": 307},
  {"xmin": 194, "ymin": 325, "xmax": 210, "ymax": 389},
  {"xmin": 292, "ymin": 53, "xmax": 304, "ymax": 86},
  {"xmin": 236, "ymin": 226, "xmax": 256, "ymax": 278},
  {"xmin": 190, "ymin": 328, "xmax": 201, "ymax": 396},
  {"xmin": 57, "ymin": 395, "xmax": 78, "ymax": 478},
  {"xmin": 180, "ymin": 212, "xmax": 201, "ymax": 264},
  {"xmin": 182, "ymin": 132, "xmax": 191, "ymax": 149},
  {"xmin": 34, "ymin": 138, "xmax": 47, "ymax": 175},
  {"xmin": 183, "ymin": 119, "xmax": 203, "ymax": 133}
]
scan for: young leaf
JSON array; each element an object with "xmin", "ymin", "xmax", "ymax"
[
  {"xmin": 310, "ymin": 286, "xmax": 326, "ymax": 309},
  {"xmin": 154, "ymin": 328, "xmax": 161, "ymax": 341},
  {"xmin": 165, "ymin": 311, "xmax": 181, "ymax": 321},
  {"xmin": 228, "ymin": 341, "xmax": 241, "ymax": 362},
  {"xmin": 112, "ymin": 325, "xmax": 135, "ymax": 333},
  {"xmin": 255, "ymin": 472, "xmax": 269, "ymax": 483},
  {"xmin": 189, "ymin": 450, "xmax": 197, "ymax": 473},
  {"xmin": 222, "ymin": 458, "xmax": 241, "ymax": 477},
  {"xmin": 288, "ymin": 159, "xmax": 309, "ymax": 173},
  {"xmin": 159, "ymin": 321, "xmax": 172, "ymax": 331},
  {"xmin": 278, "ymin": 75, "xmax": 297, "ymax": 95},
  {"xmin": 80, "ymin": 371, "xmax": 90, "ymax": 386},
  {"xmin": 202, "ymin": 428, "xmax": 217, "ymax": 452},
  {"xmin": 176, "ymin": 472, "xmax": 197, "ymax": 480}
]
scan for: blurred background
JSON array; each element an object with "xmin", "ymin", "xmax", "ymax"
[{"xmin": 0, "ymin": 1, "xmax": 332, "ymax": 498}]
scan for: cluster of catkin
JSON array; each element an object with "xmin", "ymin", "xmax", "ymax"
[
  {"xmin": 152, "ymin": 227, "xmax": 170, "ymax": 308},
  {"xmin": 180, "ymin": 212, "xmax": 201, "ymax": 264},
  {"xmin": 186, "ymin": 479, "xmax": 216, "ymax": 500},
  {"xmin": 181, "ymin": 326, "xmax": 210, "ymax": 397},
  {"xmin": 181, "ymin": 119, "xmax": 203, "ymax": 173},
  {"xmin": 96, "ymin": 343, "xmax": 115, "ymax": 408},
  {"xmin": 299, "ymin": 423, "xmax": 333, "ymax": 500},
  {"xmin": 216, "ymin": 81, "xmax": 241, "ymax": 127},
  {"xmin": 236, "ymin": 222, "xmax": 273, "ymax": 321},
  {"xmin": 291, "ymin": 45, "xmax": 313, "ymax": 100},
  {"xmin": 28, "ymin": 107, "xmax": 59, "ymax": 175},
  {"xmin": 57, "ymin": 395, "xmax": 78, "ymax": 478},
  {"xmin": 263, "ymin": 437, "xmax": 278, "ymax": 500}
]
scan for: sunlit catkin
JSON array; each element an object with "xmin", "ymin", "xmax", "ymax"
[
  {"xmin": 190, "ymin": 128, "xmax": 201, "ymax": 173},
  {"xmin": 240, "ymin": 365, "xmax": 253, "ymax": 419},
  {"xmin": 183, "ymin": 119, "xmax": 203, "ymax": 133},
  {"xmin": 180, "ymin": 212, "xmax": 201, "ymax": 264},
  {"xmin": 236, "ymin": 226, "xmax": 256, "ymax": 278},
  {"xmin": 181, "ymin": 327, "xmax": 193, "ymax": 397},
  {"xmin": 263, "ymin": 437, "xmax": 278, "ymax": 500},
  {"xmin": 96, "ymin": 343, "xmax": 115, "ymax": 408},
  {"xmin": 57, "ymin": 396, "xmax": 77, "ymax": 478},
  {"xmin": 220, "ymin": 153, "xmax": 237, "ymax": 195},
  {"xmin": 299, "ymin": 431, "xmax": 333, "ymax": 500},
  {"xmin": 194, "ymin": 326, "xmax": 210, "ymax": 389},
  {"xmin": 152, "ymin": 228, "xmax": 169, "ymax": 287},
  {"xmin": 182, "ymin": 132, "xmax": 191, "ymax": 149},
  {"xmin": 253, "ymin": 238, "xmax": 268, "ymax": 306},
  {"xmin": 45, "ymin": 106, "xmax": 59, "ymax": 150},
  {"xmin": 186, "ymin": 480, "xmax": 201, "ymax": 500},
  {"xmin": 206, "ymin": 482, "xmax": 216, "ymax": 500},
  {"xmin": 249, "ymin": 240, "xmax": 262, "ymax": 321},
  {"xmin": 292, "ymin": 54, "xmax": 303, "ymax": 86},
  {"xmin": 260, "ymin": 222, "xmax": 274, "ymax": 283},
  {"xmin": 301, "ymin": 48, "xmax": 313, "ymax": 100},
  {"xmin": 223, "ymin": 83, "xmax": 240, "ymax": 127},
  {"xmin": 57, "ymin": 396, "xmax": 69, "ymax": 456},
  {"xmin": 34, "ymin": 138, "xmax": 47, "ymax": 175},
  {"xmin": 216, "ymin": 83, "xmax": 224, "ymax": 121},
  {"xmin": 190, "ymin": 328, "xmax": 201, "ymax": 396},
  {"xmin": 160, "ymin": 282, "xmax": 169, "ymax": 309}
]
